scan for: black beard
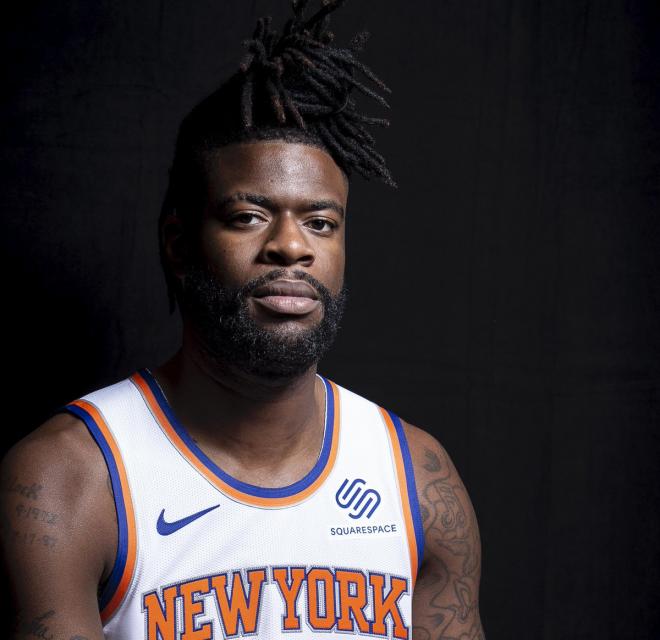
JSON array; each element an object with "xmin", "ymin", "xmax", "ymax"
[{"xmin": 180, "ymin": 262, "xmax": 347, "ymax": 379}]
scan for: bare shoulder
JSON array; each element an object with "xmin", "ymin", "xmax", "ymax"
[
  {"xmin": 2, "ymin": 411, "xmax": 106, "ymax": 492},
  {"xmin": 399, "ymin": 418, "xmax": 480, "ymax": 562},
  {"xmin": 1, "ymin": 412, "xmax": 114, "ymax": 532},
  {"xmin": 1, "ymin": 410, "xmax": 116, "ymax": 556},
  {"xmin": 400, "ymin": 419, "xmax": 461, "ymax": 485},
  {"xmin": 400, "ymin": 419, "xmax": 486, "ymax": 639},
  {"xmin": 1, "ymin": 410, "xmax": 117, "ymax": 634}
]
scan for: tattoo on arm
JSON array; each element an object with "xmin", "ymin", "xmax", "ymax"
[
  {"xmin": 13, "ymin": 608, "xmax": 92, "ymax": 640},
  {"xmin": 413, "ymin": 446, "xmax": 485, "ymax": 640},
  {"xmin": 5, "ymin": 476, "xmax": 44, "ymax": 501},
  {"xmin": 15, "ymin": 503, "xmax": 59, "ymax": 525},
  {"xmin": 1, "ymin": 480, "xmax": 61, "ymax": 553},
  {"xmin": 3, "ymin": 467, "xmax": 99, "ymax": 640},
  {"xmin": 18, "ymin": 609, "xmax": 56, "ymax": 639}
]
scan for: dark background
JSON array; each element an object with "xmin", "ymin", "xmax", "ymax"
[{"xmin": 2, "ymin": 1, "xmax": 659, "ymax": 637}]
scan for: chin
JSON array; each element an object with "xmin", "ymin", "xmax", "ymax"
[{"xmin": 251, "ymin": 311, "xmax": 324, "ymax": 334}]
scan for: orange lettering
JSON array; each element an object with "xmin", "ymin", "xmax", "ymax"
[
  {"xmin": 370, "ymin": 574, "xmax": 409, "ymax": 639},
  {"xmin": 272, "ymin": 567, "xmax": 305, "ymax": 630},
  {"xmin": 211, "ymin": 568, "xmax": 266, "ymax": 636},
  {"xmin": 143, "ymin": 586, "xmax": 177, "ymax": 640},
  {"xmin": 306, "ymin": 568, "xmax": 336, "ymax": 630},
  {"xmin": 336, "ymin": 569, "xmax": 369, "ymax": 632},
  {"xmin": 179, "ymin": 578, "xmax": 212, "ymax": 640}
]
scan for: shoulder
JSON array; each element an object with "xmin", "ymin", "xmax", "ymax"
[
  {"xmin": 398, "ymin": 418, "xmax": 481, "ymax": 569},
  {"xmin": 0, "ymin": 411, "xmax": 120, "ymax": 633},
  {"xmin": 2, "ymin": 411, "xmax": 106, "ymax": 495},
  {"xmin": 400, "ymin": 419, "xmax": 460, "ymax": 489},
  {"xmin": 333, "ymin": 381, "xmax": 473, "ymax": 515},
  {"xmin": 337, "ymin": 385, "xmax": 485, "ymax": 635},
  {"xmin": 400, "ymin": 419, "xmax": 485, "ymax": 636},
  {"xmin": 0, "ymin": 410, "xmax": 117, "ymax": 582}
]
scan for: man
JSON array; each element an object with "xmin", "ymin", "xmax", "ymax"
[{"xmin": 1, "ymin": 2, "xmax": 485, "ymax": 638}]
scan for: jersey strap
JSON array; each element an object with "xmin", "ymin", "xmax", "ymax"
[
  {"xmin": 378, "ymin": 407, "xmax": 425, "ymax": 585},
  {"xmin": 54, "ymin": 399, "xmax": 138, "ymax": 624}
]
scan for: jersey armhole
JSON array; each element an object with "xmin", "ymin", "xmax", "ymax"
[
  {"xmin": 53, "ymin": 400, "xmax": 137, "ymax": 624},
  {"xmin": 378, "ymin": 407, "xmax": 426, "ymax": 585}
]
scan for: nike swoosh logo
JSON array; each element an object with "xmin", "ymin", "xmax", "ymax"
[{"xmin": 157, "ymin": 504, "xmax": 220, "ymax": 536}]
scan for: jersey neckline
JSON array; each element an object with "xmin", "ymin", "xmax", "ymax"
[{"xmin": 130, "ymin": 367, "xmax": 341, "ymax": 508}]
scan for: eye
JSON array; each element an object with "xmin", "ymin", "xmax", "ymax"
[
  {"xmin": 229, "ymin": 212, "xmax": 267, "ymax": 226},
  {"xmin": 305, "ymin": 218, "xmax": 337, "ymax": 233}
]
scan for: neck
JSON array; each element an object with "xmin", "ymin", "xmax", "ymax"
[{"xmin": 150, "ymin": 327, "xmax": 326, "ymax": 477}]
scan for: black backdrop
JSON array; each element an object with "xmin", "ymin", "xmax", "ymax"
[{"xmin": 2, "ymin": 1, "xmax": 659, "ymax": 637}]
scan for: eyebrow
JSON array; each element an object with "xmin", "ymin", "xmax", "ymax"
[{"xmin": 216, "ymin": 192, "xmax": 345, "ymax": 219}]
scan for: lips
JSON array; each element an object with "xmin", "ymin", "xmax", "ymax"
[{"xmin": 250, "ymin": 279, "xmax": 321, "ymax": 316}]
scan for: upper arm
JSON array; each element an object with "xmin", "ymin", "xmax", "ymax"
[
  {"xmin": 403, "ymin": 420, "xmax": 485, "ymax": 640},
  {"xmin": 1, "ymin": 412, "xmax": 116, "ymax": 640}
]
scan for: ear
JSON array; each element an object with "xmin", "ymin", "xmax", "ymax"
[{"xmin": 160, "ymin": 211, "xmax": 189, "ymax": 283}]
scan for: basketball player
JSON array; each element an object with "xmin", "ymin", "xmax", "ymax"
[{"xmin": 1, "ymin": 2, "xmax": 485, "ymax": 639}]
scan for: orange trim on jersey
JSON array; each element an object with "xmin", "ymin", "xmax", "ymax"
[
  {"xmin": 379, "ymin": 406, "xmax": 419, "ymax": 587},
  {"xmin": 68, "ymin": 398, "xmax": 138, "ymax": 623},
  {"xmin": 130, "ymin": 371, "xmax": 341, "ymax": 508}
]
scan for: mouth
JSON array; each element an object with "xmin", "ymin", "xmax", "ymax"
[{"xmin": 250, "ymin": 279, "xmax": 321, "ymax": 316}]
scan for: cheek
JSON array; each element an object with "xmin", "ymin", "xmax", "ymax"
[
  {"xmin": 318, "ymin": 242, "xmax": 345, "ymax": 294},
  {"xmin": 197, "ymin": 231, "xmax": 254, "ymax": 284}
]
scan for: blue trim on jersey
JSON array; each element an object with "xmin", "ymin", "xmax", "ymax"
[
  {"xmin": 138, "ymin": 367, "xmax": 335, "ymax": 499},
  {"xmin": 54, "ymin": 403, "xmax": 130, "ymax": 610},
  {"xmin": 388, "ymin": 410, "xmax": 425, "ymax": 574}
]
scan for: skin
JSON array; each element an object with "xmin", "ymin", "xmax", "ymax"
[{"xmin": 0, "ymin": 141, "xmax": 484, "ymax": 639}]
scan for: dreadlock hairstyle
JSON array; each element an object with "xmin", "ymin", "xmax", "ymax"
[{"xmin": 160, "ymin": 0, "xmax": 394, "ymax": 314}]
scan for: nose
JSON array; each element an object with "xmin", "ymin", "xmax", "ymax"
[{"xmin": 258, "ymin": 211, "xmax": 314, "ymax": 267}]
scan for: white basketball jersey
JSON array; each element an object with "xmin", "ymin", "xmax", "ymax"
[{"xmin": 57, "ymin": 367, "xmax": 425, "ymax": 640}]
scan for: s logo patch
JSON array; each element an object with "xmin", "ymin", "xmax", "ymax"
[{"xmin": 335, "ymin": 478, "xmax": 381, "ymax": 519}]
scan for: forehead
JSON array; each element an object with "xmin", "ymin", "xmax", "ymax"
[{"xmin": 203, "ymin": 141, "xmax": 349, "ymax": 205}]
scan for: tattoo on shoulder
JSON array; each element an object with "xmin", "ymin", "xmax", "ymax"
[
  {"xmin": 422, "ymin": 447, "xmax": 451, "ymax": 478},
  {"xmin": 413, "ymin": 446, "xmax": 485, "ymax": 640},
  {"xmin": 3, "ymin": 476, "xmax": 43, "ymax": 501},
  {"xmin": 420, "ymin": 447, "xmax": 480, "ymax": 571},
  {"xmin": 422, "ymin": 448, "xmax": 443, "ymax": 473}
]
